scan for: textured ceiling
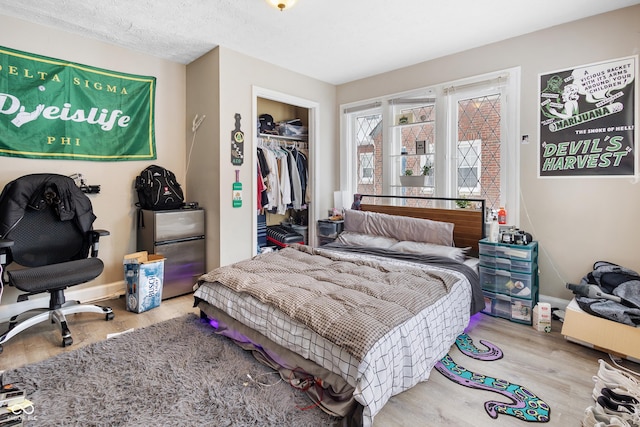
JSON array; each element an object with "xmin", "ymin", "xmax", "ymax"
[{"xmin": 0, "ymin": 0, "xmax": 638, "ymax": 85}]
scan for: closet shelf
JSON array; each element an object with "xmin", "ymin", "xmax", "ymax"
[{"xmin": 258, "ymin": 133, "xmax": 307, "ymax": 142}]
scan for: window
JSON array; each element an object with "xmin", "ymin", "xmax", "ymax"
[
  {"xmin": 389, "ymin": 96, "xmax": 436, "ymax": 200},
  {"xmin": 359, "ymin": 152, "xmax": 374, "ymax": 184},
  {"xmin": 343, "ymin": 105, "xmax": 382, "ymax": 195},
  {"xmin": 341, "ymin": 68, "xmax": 520, "ymax": 220},
  {"xmin": 457, "ymin": 139, "xmax": 481, "ymax": 195},
  {"xmin": 449, "ymin": 86, "xmax": 515, "ymax": 215}
]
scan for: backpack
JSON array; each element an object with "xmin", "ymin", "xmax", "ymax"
[
  {"xmin": 135, "ymin": 165, "xmax": 184, "ymax": 210},
  {"xmin": 574, "ymin": 261, "xmax": 640, "ymax": 326},
  {"xmin": 583, "ymin": 261, "xmax": 640, "ymax": 294}
]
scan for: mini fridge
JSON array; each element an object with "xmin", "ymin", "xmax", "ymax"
[{"xmin": 136, "ymin": 208, "xmax": 205, "ymax": 299}]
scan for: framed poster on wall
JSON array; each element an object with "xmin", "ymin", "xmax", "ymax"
[{"xmin": 538, "ymin": 55, "xmax": 638, "ymax": 178}]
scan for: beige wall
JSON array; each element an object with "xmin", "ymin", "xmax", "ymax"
[
  {"xmin": 0, "ymin": 14, "xmax": 336, "ymax": 315},
  {"xmin": 185, "ymin": 49, "xmax": 221, "ymax": 275},
  {"xmin": 0, "ymin": 15, "xmax": 186, "ymax": 308},
  {"xmin": 0, "ymin": 6, "xmax": 636, "ymax": 313},
  {"xmin": 337, "ymin": 5, "xmax": 640, "ymax": 301},
  {"xmin": 187, "ymin": 47, "xmax": 337, "ymax": 268}
]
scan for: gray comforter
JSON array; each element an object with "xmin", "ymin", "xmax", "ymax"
[
  {"xmin": 198, "ymin": 244, "xmax": 480, "ymax": 360},
  {"xmin": 322, "ymin": 242, "xmax": 483, "ymax": 315}
]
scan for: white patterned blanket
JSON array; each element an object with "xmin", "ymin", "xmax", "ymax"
[{"xmin": 195, "ymin": 245, "xmax": 474, "ymax": 426}]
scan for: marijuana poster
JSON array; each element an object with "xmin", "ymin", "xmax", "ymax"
[{"xmin": 538, "ymin": 56, "xmax": 637, "ymax": 177}]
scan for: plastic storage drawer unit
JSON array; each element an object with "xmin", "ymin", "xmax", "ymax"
[
  {"xmin": 496, "ymin": 242, "xmax": 536, "ymax": 261},
  {"xmin": 479, "ymin": 254, "xmax": 497, "ymax": 269},
  {"xmin": 479, "ymin": 238, "xmax": 539, "ymax": 325},
  {"xmin": 479, "ymin": 239, "xmax": 538, "ymax": 262},
  {"xmin": 495, "ymin": 257, "xmax": 537, "ymax": 273},
  {"xmin": 317, "ymin": 219, "xmax": 344, "ymax": 238},
  {"xmin": 494, "ymin": 269, "xmax": 536, "ymax": 299},
  {"xmin": 480, "ymin": 266, "xmax": 537, "ymax": 298},
  {"xmin": 480, "ymin": 255, "xmax": 536, "ymax": 273},
  {"xmin": 482, "ymin": 291, "xmax": 535, "ymax": 324},
  {"xmin": 479, "ymin": 266, "xmax": 498, "ymax": 292}
]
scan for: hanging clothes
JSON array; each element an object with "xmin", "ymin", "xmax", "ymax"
[
  {"xmin": 256, "ymin": 148, "xmax": 269, "ymax": 211},
  {"xmin": 298, "ymin": 147, "xmax": 311, "ymax": 204},
  {"xmin": 286, "ymin": 147, "xmax": 303, "ymax": 210},
  {"xmin": 295, "ymin": 149, "xmax": 308, "ymax": 205},
  {"xmin": 257, "ymin": 159, "xmax": 268, "ymax": 212},
  {"xmin": 278, "ymin": 149, "xmax": 292, "ymax": 213},
  {"xmin": 256, "ymin": 136, "xmax": 307, "ymax": 215}
]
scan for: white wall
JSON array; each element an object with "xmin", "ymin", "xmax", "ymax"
[
  {"xmin": 0, "ymin": 15, "xmax": 186, "ymax": 310},
  {"xmin": 336, "ymin": 5, "xmax": 640, "ymax": 301}
]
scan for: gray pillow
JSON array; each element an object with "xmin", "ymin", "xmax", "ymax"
[
  {"xmin": 344, "ymin": 209, "xmax": 454, "ymax": 247},
  {"xmin": 336, "ymin": 231, "xmax": 398, "ymax": 248},
  {"xmin": 389, "ymin": 241, "xmax": 469, "ymax": 262}
]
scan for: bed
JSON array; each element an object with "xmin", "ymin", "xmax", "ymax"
[{"xmin": 193, "ymin": 195, "xmax": 486, "ymax": 426}]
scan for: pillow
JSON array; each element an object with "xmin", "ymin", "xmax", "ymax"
[
  {"xmin": 336, "ymin": 231, "xmax": 399, "ymax": 249},
  {"xmin": 388, "ymin": 240, "xmax": 469, "ymax": 262},
  {"xmin": 344, "ymin": 209, "xmax": 454, "ymax": 246}
]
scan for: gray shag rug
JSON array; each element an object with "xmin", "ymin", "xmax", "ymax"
[{"xmin": 4, "ymin": 313, "xmax": 340, "ymax": 426}]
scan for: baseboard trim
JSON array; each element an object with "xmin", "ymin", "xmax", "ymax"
[
  {"xmin": 0, "ymin": 282, "xmax": 125, "ymax": 324},
  {"xmin": 1, "ymin": 287, "xmax": 574, "ymax": 326}
]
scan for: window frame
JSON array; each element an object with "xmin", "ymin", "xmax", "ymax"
[
  {"xmin": 341, "ymin": 104, "xmax": 383, "ymax": 195},
  {"xmin": 340, "ymin": 67, "xmax": 520, "ymax": 223}
]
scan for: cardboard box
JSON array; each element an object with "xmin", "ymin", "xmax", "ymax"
[
  {"xmin": 561, "ymin": 298, "xmax": 640, "ymax": 362},
  {"xmin": 123, "ymin": 251, "xmax": 165, "ymax": 313},
  {"xmin": 532, "ymin": 302, "xmax": 552, "ymax": 332}
]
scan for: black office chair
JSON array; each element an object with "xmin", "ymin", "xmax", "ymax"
[{"xmin": 0, "ymin": 174, "xmax": 114, "ymax": 353}]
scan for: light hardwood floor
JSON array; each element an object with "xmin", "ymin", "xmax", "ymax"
[{"xmin": 0, "ymin": 294, "xmax": 637, "ymax": 426}]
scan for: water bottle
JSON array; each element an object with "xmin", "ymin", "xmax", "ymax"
[{"xmin": 489, "ymin": 216, "xmax": 499, "ymax": 243}]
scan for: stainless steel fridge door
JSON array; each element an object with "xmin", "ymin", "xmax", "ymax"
[
  {"xmin": 152, "ymin": 209, "xmax": 205, "ymax": 241},
  {"xmin": 154, "ymin": 237, "xmax": 205, "ymax": 299}
]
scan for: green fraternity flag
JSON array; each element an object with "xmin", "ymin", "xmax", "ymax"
[{"xmin": 0, "ymin": 46, "xmax": 156, "ymax": 161}]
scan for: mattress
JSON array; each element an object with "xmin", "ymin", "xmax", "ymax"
[{"xmin": 194, "ymin": 244, "xmax": 481, "ymax": 426}]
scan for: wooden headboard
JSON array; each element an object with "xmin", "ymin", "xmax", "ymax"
[{"xmin": 358, "ymin": 195, "xmax": 486, "ymax": 257}]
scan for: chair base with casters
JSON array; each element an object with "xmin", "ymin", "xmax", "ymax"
[
  {"xmin": 0, "ymin": 299, "xmax": 114, "ymax": 352},
  {"xmin": 0, "ymin": 256, "xmax": 115, "ymax": 354}
]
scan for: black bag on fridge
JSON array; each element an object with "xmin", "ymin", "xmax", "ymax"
[{"xmin": 135, "ymin": 165, "xmax": 184, "ymax": 210}]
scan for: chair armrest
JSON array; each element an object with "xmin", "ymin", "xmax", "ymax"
[
  {"xmin": 0, "ymin": 238, "xmax": 14, "ymax": 263},
  {"xmin": 0, "ymin": 238, "xmax": 14, "ymax": 265},
  {"xmin": 0, "ymin": 238, "xmax": 14, "ymax": 249},
  {"xmin": 92, "ymin": 229, "xmax": 110, "ymax": 237},
  {"xmin": 89, "ymin": 229, "xmax": 110, "ymax": 257}
]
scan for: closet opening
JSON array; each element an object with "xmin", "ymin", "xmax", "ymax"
[{"xmin": 252, "ymin": 87, "xmax": 319, "ymax": 255}]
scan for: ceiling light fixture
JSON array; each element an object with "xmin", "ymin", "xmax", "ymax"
[{"xmin": 267, "ymin": 0, "xmax": 297, "ymax": 11}]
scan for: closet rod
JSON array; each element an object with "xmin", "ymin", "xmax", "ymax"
[{"xmin": 257, "ymin": 136, "xmax": 307, "ymax": 149}]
